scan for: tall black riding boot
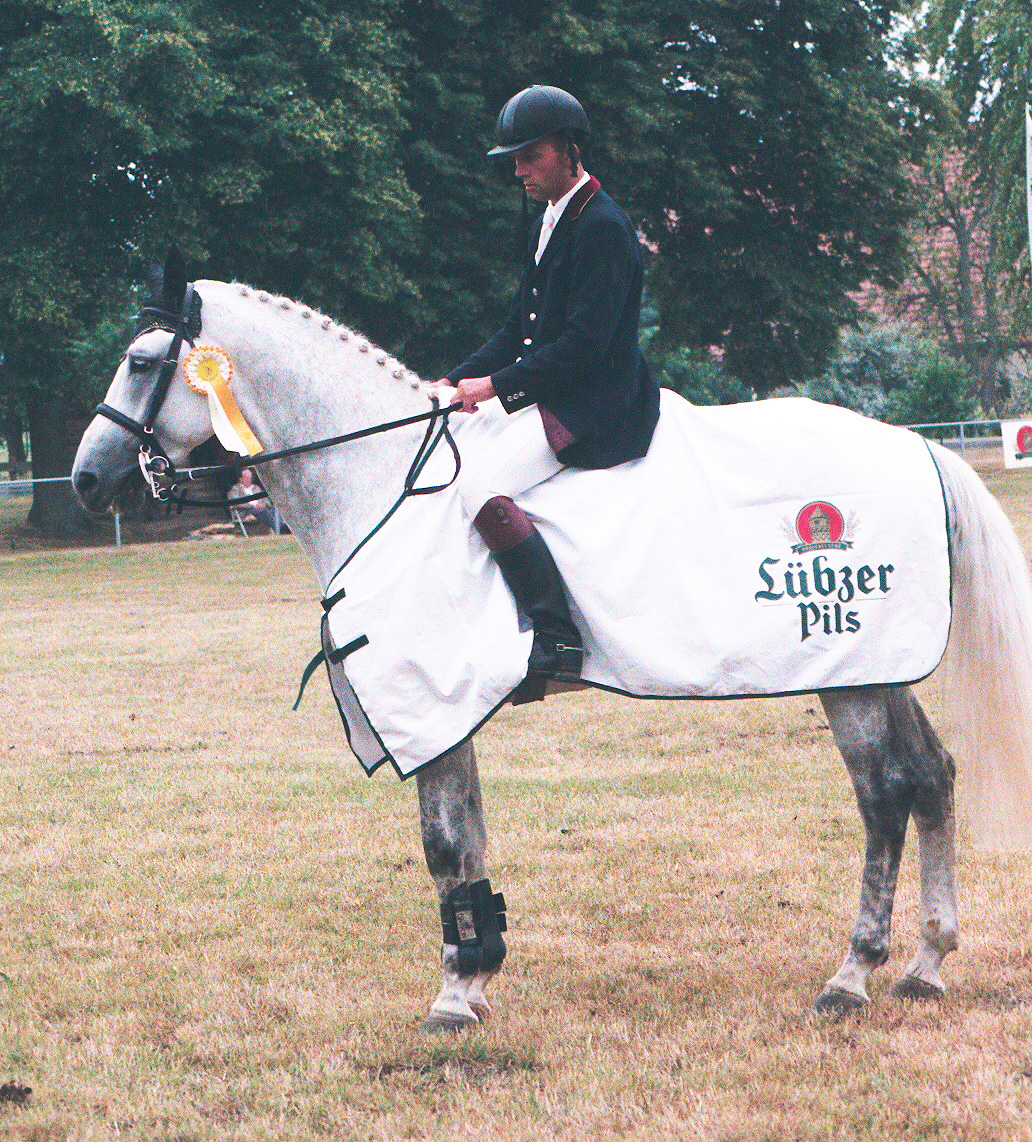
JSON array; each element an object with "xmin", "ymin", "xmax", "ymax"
[
  {"xmin": 474, "ymin": 496, "xmax": 584, "ymax": 680},
  {"xmin": 494, "ymin": 531, "xmax": 583, "ymax": 678},
  {"xmin": 472, "ymin": 497, "xmax": 579, "ymax": 676}
]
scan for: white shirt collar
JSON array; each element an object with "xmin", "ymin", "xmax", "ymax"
[
  {"xmin": 546, "ymin": 171, "xmax": 590, "ymax": 223},
  {"xmin": 535, "ymin": 171, "xmax": 591, "ymax": 263}
]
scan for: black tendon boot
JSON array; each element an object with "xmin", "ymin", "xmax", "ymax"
[
  {"xmin": 493, "ymin": 531, "xmax": 583, "ymax": 679},
  {"xmin": 440, "ymin": 880, "xmax": 508, "ymax": 975},
  {"xmin": 469, "ymin": 878, "xmax": 507, "ymax": 973}
]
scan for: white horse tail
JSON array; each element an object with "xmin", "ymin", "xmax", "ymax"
[{"xmin": 933, "ymin": 442, "xmax": 1032, "ymax": 849}]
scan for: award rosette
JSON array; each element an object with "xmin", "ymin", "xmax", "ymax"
[{"xmin": 183, "ymin": 345, "xmax": 262, "ymax": 456}]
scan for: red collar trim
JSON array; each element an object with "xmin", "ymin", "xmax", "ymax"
[{"xmin": 568, "ymin": 175, "xmax": 601, "ymax": 219}]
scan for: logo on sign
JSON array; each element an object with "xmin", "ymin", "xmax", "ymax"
[{"xmin": 1016, "ymin": 425, "xmax": 1032, "ymax": 461}]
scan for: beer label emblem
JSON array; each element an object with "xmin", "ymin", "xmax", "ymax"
[
  {"xmin": 1017, "ymin": 425, "xmax": 1032, "ymax": 460},
  {"xmin": 792, "ymin": 501, "xmax": 852, "ymax": 553},
  {"xmin": 756, "ymin": 499, "xmax": 894, "ymax": 642}
]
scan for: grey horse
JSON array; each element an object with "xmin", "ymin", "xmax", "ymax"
[{"xmin": 73, "ymin": 256, "xmax": 1032, "ymax": 1033}]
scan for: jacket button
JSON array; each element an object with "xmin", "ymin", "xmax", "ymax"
[
  {"xmin": 523, "ymin": 337, "xmax": 532, "ymax": 345},
  {"xmin": 515, "ymin": 356, "xmax": 522, "ymax": 362},
  {"xmin": 528, "ymin": 312, "xmax": 537, "ymax": 321},
  {"xmin": 532, "ymin": 288, "xmax": 539, "ymax": 297}
]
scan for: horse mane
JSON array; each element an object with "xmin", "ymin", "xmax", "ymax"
[{"xmin": 203, "ymin": 279, "xmax": 425, "ymax": 391}]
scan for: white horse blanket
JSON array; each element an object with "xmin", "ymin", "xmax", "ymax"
[{"xmin": 322, "ymin": 392, "xmax": 951, "ymax": 778}]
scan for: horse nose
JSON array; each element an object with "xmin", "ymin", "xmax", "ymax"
[{"xmin": 73, "ymin": 470, "xmax": 99, "ymax": 504}]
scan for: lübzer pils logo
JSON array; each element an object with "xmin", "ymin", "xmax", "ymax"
[
  {"xmin": 792, "ymin": 501, "xmax": 851, "ymax": 553},
  {"xmin": 755, "ymin": 501, "xmax": 895, "ymax": 642},
  {"xmin": 1015, "ymin": 425, "xmax": 1032, "ymax": 461}
]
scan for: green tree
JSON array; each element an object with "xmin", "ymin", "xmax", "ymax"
[
  {"xmin": 805, "ymin": 323, "xmax": 928, "ymax": 419},
  {"xmin": 916, "ymin": 0, "xmax": 1032, "ymax": 406},
  {"xmin": 0, "ymin": 0, "xmax": 417, "ymax": 535},
  {"xmin": 805, "ymin": 322, "xmax": 978, "ymax": 428},
  {"xmin": 645, "ymin": 0, "xmax": 940, "ymax": 394},
  {"xmin": 885, "ymin": 350, "xmax": 978, "ymax": 429},
  {"xmin": 398, "ymin": 0, "xmax": 939, "ymax": 392}
]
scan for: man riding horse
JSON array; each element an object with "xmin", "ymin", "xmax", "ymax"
[{"xmin": 437, "ymin": 85, "xmax": 661, "ymax": 690}]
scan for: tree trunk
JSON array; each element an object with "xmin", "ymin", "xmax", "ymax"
[
  {"xmin": 25, "ymin": 399, "xmax": 95, "ymax": 538},
  {"xmin": 2, "ymin": 410, "xmax": 27, "ymax": 479}
]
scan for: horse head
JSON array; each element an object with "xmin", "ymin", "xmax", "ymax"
[{"xmin": 73, "ymin": 249, "xmax": 218, "ymax": 513}]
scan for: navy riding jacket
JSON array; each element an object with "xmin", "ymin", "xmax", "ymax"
[{"xmin": 445, "ymin": 177, "xmax": 660, "ymax": 470}]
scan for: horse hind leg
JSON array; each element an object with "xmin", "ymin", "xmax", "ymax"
[
  {"xmin": 814, "ymin": 686, "xmax": 957, "ymax": 1012},
  {"xmin": 415, "ymin": 740, "xmax": 505, "ymax": 1034},
  {"xmin": 889, "ymin": 693, "xmax": 959, "ymax": 1000}
]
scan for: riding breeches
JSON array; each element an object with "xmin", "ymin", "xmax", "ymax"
[{"xmin": 455, "ymin": 400, "xmax": 565, "ymax": 520}]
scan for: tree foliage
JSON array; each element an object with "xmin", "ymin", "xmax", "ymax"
[
  {"xmin": 0, "ymin": 0, "xmax": 417, "ymax": 533},
  {"xmin": 806, "ymin": 323, "xmax": 927, "ymax": 420},
  {"xmin": 644, "ymin": 0, "xmax": 939, "ymax": 393},
  {"xmin": 920, "ymin": 0, "xmax": 1032, "ymax": 334},
  {"xmin": 805, "ymin": 320, "xmax": 977, "ymax": 427},
  {"xmin": 875, "ymin": 138, "xmax": 1016, "ymax": 411},
  {"xmin": 0, "ymin": 0, "xmax": 941, "ymax": 536},
  {"xmin": 884, "ymin": 349, "xmax": 978, "ymax": 428}
]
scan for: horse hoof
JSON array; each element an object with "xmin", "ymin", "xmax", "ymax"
[
  {"xmin": 417, "ymin": 1011, "xmax": 479, "ymax": 1036},
  {"xmin": 891, "ymin": 976, "xmax": 944, "ymax": 1002},
  {"xmin": 813, "ymin": 986, "xmax": 867, "ymax": 1015},
  {"xmin": 468, "ymin": 997, "xmax": 491, "ymax": 1023}
]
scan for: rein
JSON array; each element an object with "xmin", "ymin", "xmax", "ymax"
[{"xmin": 94, "ymin": 282, "xmax": 463, "ymax": 510}]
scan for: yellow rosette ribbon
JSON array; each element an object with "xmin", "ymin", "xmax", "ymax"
[{"xmin": 182, "ymin": 345, "xmax": 262, "ymax": 457}]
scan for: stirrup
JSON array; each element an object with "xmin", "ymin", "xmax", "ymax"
[{"xmin": 527, "ymin": 634, "xmax": 583, "ymax": 680}]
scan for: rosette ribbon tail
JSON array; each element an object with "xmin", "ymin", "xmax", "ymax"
[{"xmin": 183, "ymin": 346, "xmax": 262, "ymax": 457}]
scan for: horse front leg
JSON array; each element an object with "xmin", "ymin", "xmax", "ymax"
[
  {"xmin": 814, "ymin": 687, "xmax": 914, "ymax": 1012},
  {"xmin": 415, "ymin": 739, "xmax": 507, "ymax": 1034}
]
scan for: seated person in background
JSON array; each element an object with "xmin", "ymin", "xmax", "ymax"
[{"xmin": 229, "ymin": 468, "xmax": 289, "ymax": 535}]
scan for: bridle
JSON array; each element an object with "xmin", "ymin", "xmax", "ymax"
[
  {"xmin": 94, "ymin": 282, "xmax": 462, "ymax": 510},
  {"xmin": 95, "ymin": 284, "xmax": 204, "ymax": 501}
]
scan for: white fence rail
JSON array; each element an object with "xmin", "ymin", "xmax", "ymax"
[
  {"xmin": 905, "ymin": 419, "xmax": 1003, "ymax": 458},
  {"xmin": 0, "ymin": 474, "xmax": 283, "ymax": 547}
]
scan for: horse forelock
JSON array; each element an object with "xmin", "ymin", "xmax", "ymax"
[{"xmin": 194, "ymin": 279, "xmax": 424, "ymax": 392}]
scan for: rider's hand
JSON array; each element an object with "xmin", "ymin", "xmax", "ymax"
[
  {"xmin": 433, "ymin": 380, "xmax": 459, "ymax": 406},
  {"xmin": 453, "ymin": 376, "xmax": 495, "ymax": 414}
]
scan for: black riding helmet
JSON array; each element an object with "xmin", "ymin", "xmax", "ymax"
[{"xmin": 488, "ymin": 85, "xmax": 590, "ymax": 155}]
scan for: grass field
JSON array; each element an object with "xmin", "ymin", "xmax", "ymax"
[{"xmin": 3, "ymin": 459, "xmax": 1032, "ymax": 1139}]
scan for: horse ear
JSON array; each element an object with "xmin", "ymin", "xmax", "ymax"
[
  {"xmin": 145, "ymin": 258, "xmax": 164, "ymax": 308},
  {"xmin": 160, "ymin": 246, "xmax": 188, "ymax": 313}
]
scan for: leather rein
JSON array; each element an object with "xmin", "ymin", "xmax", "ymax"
[{"xmin": 94, "ymin": 284, "xmax": 463, "ymax": 511}]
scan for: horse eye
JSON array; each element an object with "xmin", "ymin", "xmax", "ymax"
[{"xmin": 128, "ymin": 356, "xmax": 153, "ymax": 375}]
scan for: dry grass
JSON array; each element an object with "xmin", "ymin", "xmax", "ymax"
[{"xmin": 3, "ymin": 463, "xmax": 1032, "ymax": 1139}]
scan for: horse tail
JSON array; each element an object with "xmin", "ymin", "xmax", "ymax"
[{"xmin": 933, "ymin": 442, "xmax": 1032, "ymax": 849}]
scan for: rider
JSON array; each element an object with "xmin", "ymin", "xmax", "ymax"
[{"xmin": 437, "ymin": 84, "xmax": 661, "ymax": 687}]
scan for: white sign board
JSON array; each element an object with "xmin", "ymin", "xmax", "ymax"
[{"xmin": 1002, "ymin": 419, "xmax": 1032, "ymax": 468}]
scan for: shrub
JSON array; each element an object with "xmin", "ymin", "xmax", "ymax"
[
  {"xmin": 884, "ymin": 349, "xmax": 978, "ymax": 428},
  {"xmin": 804, "ymin": 322, "xmax": 928, "ymax": 418}
]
